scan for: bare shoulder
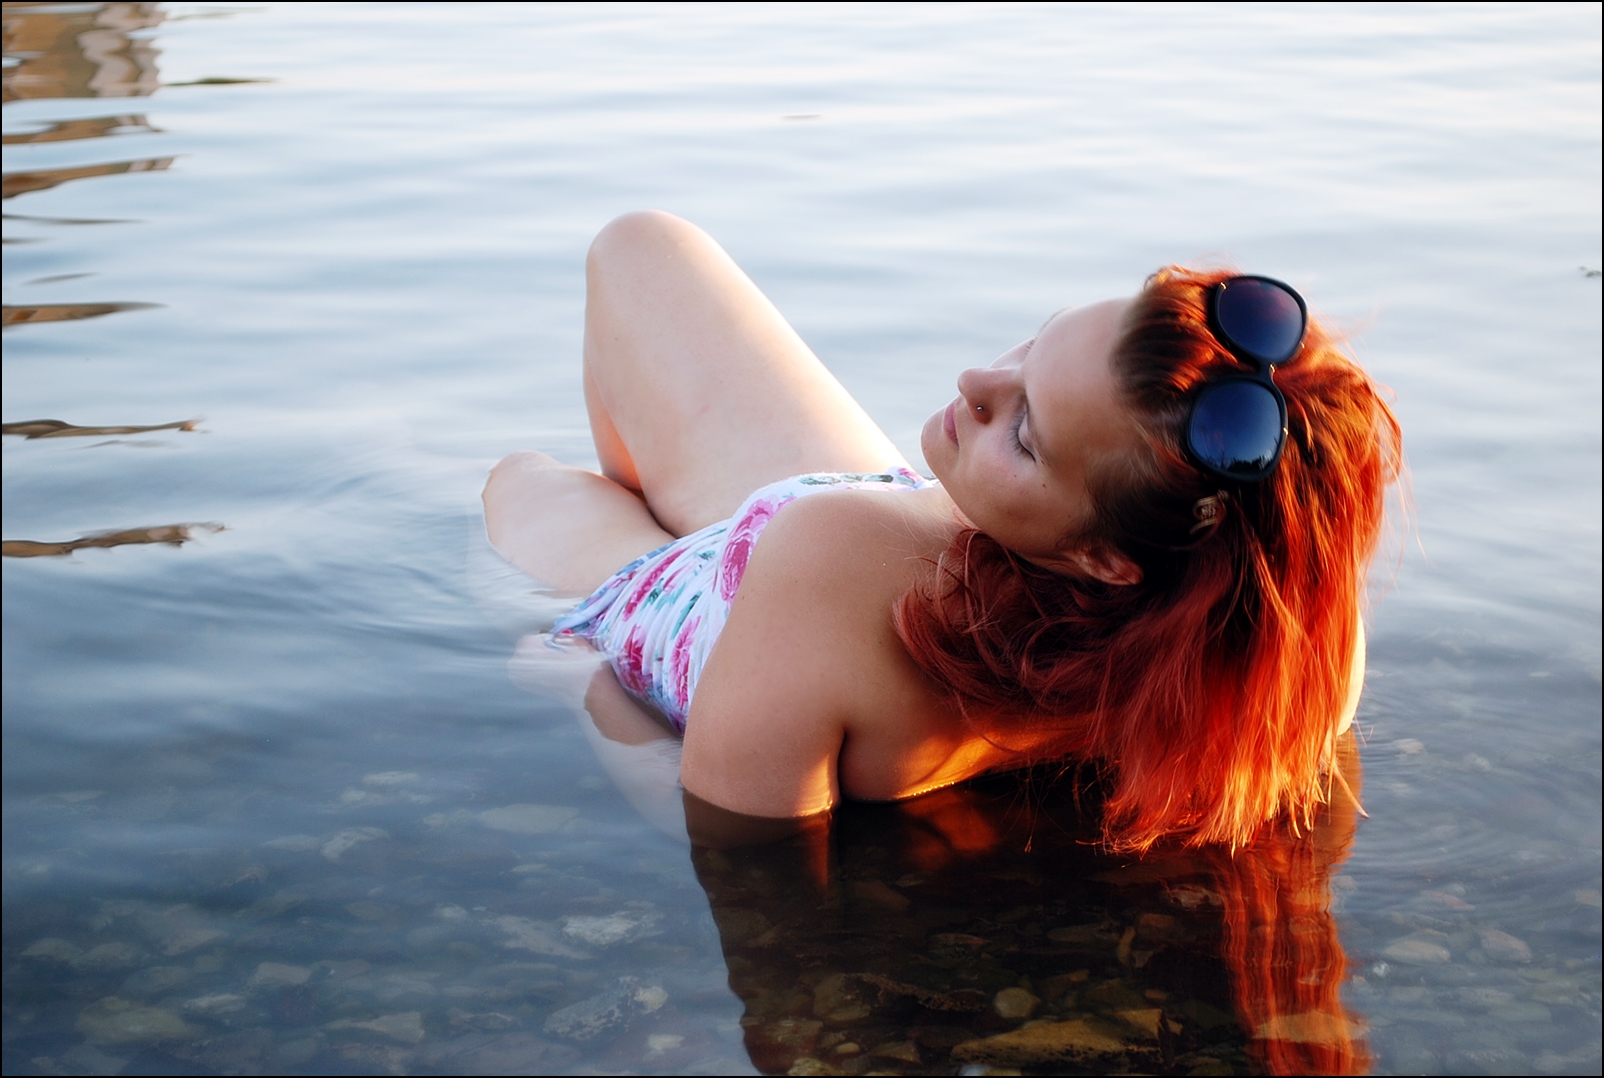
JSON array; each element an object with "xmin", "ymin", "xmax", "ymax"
[
  {"xmin": 678, "ymin": 488, "xmax": 951, "ymax": 817},
  {"xmin": 754, "ymin": 486, "xmax": 948, "ymax": 592}
]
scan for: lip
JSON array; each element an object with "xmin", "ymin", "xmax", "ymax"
[{"xmin": 943, "ymin": 401, "xmax": 959, "ymax": 446}]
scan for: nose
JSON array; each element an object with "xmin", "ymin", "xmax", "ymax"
[{"xmin": 957, "ymin": 365, "xmax": 1010, "ymax": 421}]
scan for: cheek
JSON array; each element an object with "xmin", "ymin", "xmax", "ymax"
[{"xmin": 919, "ymin": 413, "xmax": 952, "ymax": 475}]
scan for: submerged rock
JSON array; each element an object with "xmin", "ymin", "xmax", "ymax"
[
  {"xmin": 71, "ymin": 942, "xmax": 145, "ymax": 971},
  {"xmin": 1253, "ymin": 1011, "xmax": 1356, "ymax": 1045},
  {"xmin": 493, "ymin": 915, "xmax": 591, "ymax": 959},
  {"xmin": 812, "ymin": 971, "xmax": 988, "ymax": 1025},
  {"xmin": 76, "ymin": 997, "xmax": 195, "ymax": 1043},
  {"xmin": 1113, "ymin": 1007, "xmax": 1163, "ymax": 1040},
  {"xmin": 1381, "ymin": 932, "xmax": 1452, "ymax": 964},
  {"xmin": 1078, "ymin": 979, "xmax": 1149, "ymax": 1012},
  {"xmin": 118, "ymin": 965, "xmax": 192, "ymax": 998},
  {"xmin": 992, "ymin": 987, "xmax": 1040, "ymax": 1019},
  {"xmin": 1046, "ymin": 923, "xmax": 1105, "ymax": 945},
  {"xmin": 952, "ymin": 1017, "xmax": 1141, "ymax": 1067},
  {"xmin": 55, "ymin": 1043, "xmax": 129, "ymax": 1076},
  {"xmin": 812, "ymin": 973, "xmax": 872, "ymax": 1024},
  {"xmin": 249, "ymin": 961, "xmax": 312, "ymax": 988},
  {"xmin": 420, "ymin": 1031, "xmax": 580, "ymax": 1074},
  {"xmin": 871, "ymin": 1039, "xmax": 922, "ymax": 1062},
  {"xmin": 710, "ymin": 907, "xmax": 772, "ymax": 946},
  {"xmin": 746, "ymin": 1017, "xmax": 824, "ymax": 1071},
  {"xmin": 320, "ymin": 826, "xmax": 388, "ymax": 861},
  {"xmin": 786, "ymin": 1058, "xmax": 844, "ymax": 1076},
  {"xmin": 160, "ymin": 927, "xmax": 224, "ymax": 955},
  {"xmin": 543, "ymin": 977, "xmax": 665, "ymax": 1040},
  {"xmin": 182, "ymin": 992, "xmax": 246, "ymax": 1015},
  {"xmin": 851, "ymin": 879, "xmax": 911, "ymax": 913},
  {"xmin": 561, "ymin": 909, "xmax": 661, "ymax": 947},
  {"xmin": 326, "ymin": 1010, "xmax": 427, "ymax": 1043},
  {"xmin": 261, "ymin": 834, "xmax": 322, "ymax": 852},
  {"xmin": 478, "ymin": 804, "xmax": 578, "ymax": 834},
  {"xmin": 21, "ymin": 938, "xmax": 81, "ymax": 962},
  {"xmin": 1478, "ymin": 928, "xmax": 1532, "ymax": 963},
  {"xmin": 1136, "ymin": 912, "xmax": 1183, "ymax": 942},
  {"xmin": 1180, "ymin": 998, "xmax": 1237, "ymax": 1032}
]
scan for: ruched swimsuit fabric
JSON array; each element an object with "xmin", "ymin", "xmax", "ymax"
[{"xmin": 553, "ymin": 468, "xmax": 933, "ymax": 731}]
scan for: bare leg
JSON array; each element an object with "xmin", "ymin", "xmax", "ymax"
[
  {"xmin": 483, "ymin": 451, "xmax": 671, "ymax": 596},
  {"xmin": 583, "ymin": 211, "xmax": 909, "ymax": 536}
]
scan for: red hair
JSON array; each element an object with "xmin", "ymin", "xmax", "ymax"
[
  {"xmin": 1209, "ymin": 732, "xmax": 1370, "ymax": 1075},
  {"xmin": 894, "ymin": 266, "xmax": 1401, "ymax": 851}
]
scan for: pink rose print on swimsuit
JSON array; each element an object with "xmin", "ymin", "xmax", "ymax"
[
  {"xmin": 669, "ymin": 616, "xmax": 701, "ymax": 715},
  {"xmin": 614, "ymin": 626, "xmax": 651, "ymax": 696},
  {"xmin": 622, "ymin": 549, "xmax": 679, "ymax": 618},
  {"xmin": 719, "ymin": 497, "xmax": 785, "ymax": 601}
]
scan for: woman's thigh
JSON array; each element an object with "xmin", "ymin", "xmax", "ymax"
[{"xmin": 583, "ymin": 211, "xmax": 909, "ymax": 536}]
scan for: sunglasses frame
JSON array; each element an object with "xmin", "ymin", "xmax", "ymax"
[{"xmin": 1185, "ymin": 275, "xmax": 1307, "ymax": 484}]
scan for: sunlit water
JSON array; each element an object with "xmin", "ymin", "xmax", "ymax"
[{"xmin": 3, "ymin": 3, "xmax": 1599, "ymax": 1075}]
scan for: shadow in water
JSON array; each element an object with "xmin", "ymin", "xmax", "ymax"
[
  {"xmin": 2, "ymin": 522, "xmax": 222, "ymax": 558},
  {"xmin": 691, "ymin": 735, "xmax": 1367, "ymax": 1076}
]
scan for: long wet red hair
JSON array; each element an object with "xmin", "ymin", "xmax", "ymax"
[{"xmin": 894, "ymin": 266, "xmax": 1401, "ymax": 851}]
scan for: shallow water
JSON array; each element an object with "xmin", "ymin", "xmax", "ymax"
[{"xmin": 2, "ymin": 3, "xmax": 1599, "ymax": 1075}]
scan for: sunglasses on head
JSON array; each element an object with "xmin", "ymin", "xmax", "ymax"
[{"xmin": 1185, "ymin": 276, "xmax": 1307, "ymax": 483}]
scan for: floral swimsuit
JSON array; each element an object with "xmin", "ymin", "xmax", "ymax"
[{"xmin": 553, "ymin": 468, "xmax": 933, "ymax": 731}]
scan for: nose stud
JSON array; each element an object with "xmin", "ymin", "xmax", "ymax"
[{"xmin": 974, "ymin": 404, "xmax": 985, "ymax": 414}]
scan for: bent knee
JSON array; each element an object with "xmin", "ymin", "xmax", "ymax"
[
  {"xmin": 490, "ymin": 449, "xmax": 560, "ymax": 476},
  {"xmin": 588, "ymin": 210, "xmax": 702, "ymax": 270},
  {"xmin": 484, "ymin": 450, "xmax": 560, "ymax": 496}
]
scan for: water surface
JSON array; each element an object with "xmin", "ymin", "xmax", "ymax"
[{"xmin": 3, "ymin": 3, "xmax": 1600, "ymax": 1075}]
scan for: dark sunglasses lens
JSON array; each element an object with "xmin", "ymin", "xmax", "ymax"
[
  {"xmin": 1188, "ymin": 382, "xmax": 1284, "ymax": 477},
  {"xmin": 1215, "ymin": 278, "xmax": 1304, "ymax": 363}
]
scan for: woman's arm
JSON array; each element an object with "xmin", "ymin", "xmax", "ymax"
[
  {"xmin": 678, "ymin": 499, "xmax": 880, "ymax": 817},
  {"xmin": 579, "ymin": 666, "xmax": 689, "ymax": 843}
]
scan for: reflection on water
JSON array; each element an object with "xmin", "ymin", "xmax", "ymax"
[
  {"xmin": 2, "ymin": 301, "xmax": 158, "ymax": 326},
  {"xmin": 1, "ymin": 2, "xmax": 163, "ymax": 105},
  {"xmin": 2, "ymin": 1, "xmax": 163, "ymax": 329},
  {"xmin": 2, "ymin": 522, "xmax": 221, "ymax": 559},
  {"xmin": 2, "ymin": 418, "xmax": 197, "ymax": 439},
  {"xmin": 3, "ymin": 156, "xmax": 175, "ymax": 201},
  {"xmin": 2, "ymin": 2, "xmax": 1599, "ymax": 1075},
  {"xmin": 1, "ymin": 114, "xmax": 159, "ymax": 146},
  {"xmin": 696, "ymin": 737, "xmax": 1367, "ymax": 1076}
]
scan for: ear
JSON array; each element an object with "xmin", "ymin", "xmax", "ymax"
[{"xmin": 1029, "ymin": 543, "xmax": 1144, "ymax": 586}]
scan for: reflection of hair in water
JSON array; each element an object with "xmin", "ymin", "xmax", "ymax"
[
  {"xmin": 692, "ymin": 732, "xmax": 1368, "ymax": 1076},
  {"xmin": 1207, "ymin": 731, "xmax": 1368, "ymax": 1075},
  {"xmin": 895, "ymin": 266, "xmax": 1401, "ymax": 854}
]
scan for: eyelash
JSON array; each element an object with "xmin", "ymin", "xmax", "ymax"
[{"xmin": 1013, "ymin": 338, "xmax": 1036, "ymax": 457}]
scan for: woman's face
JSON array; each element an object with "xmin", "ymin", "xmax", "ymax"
[{"xmin": 920, "ymin": 298, "xmax": 1141, "ymax": 579}]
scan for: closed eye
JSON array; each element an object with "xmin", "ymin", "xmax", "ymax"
[
  {"xmin": 1014, "ymin": 337, "xmax": 1038, "ymax": 459},
  {"xmin": 1012, "ymin": 407, "xmax": 1033, "ymax": 458}
]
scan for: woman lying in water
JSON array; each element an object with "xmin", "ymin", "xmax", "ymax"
[{"xmin": 484, "ymin": 210, "xmax": 1400, "ymax": 852}]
